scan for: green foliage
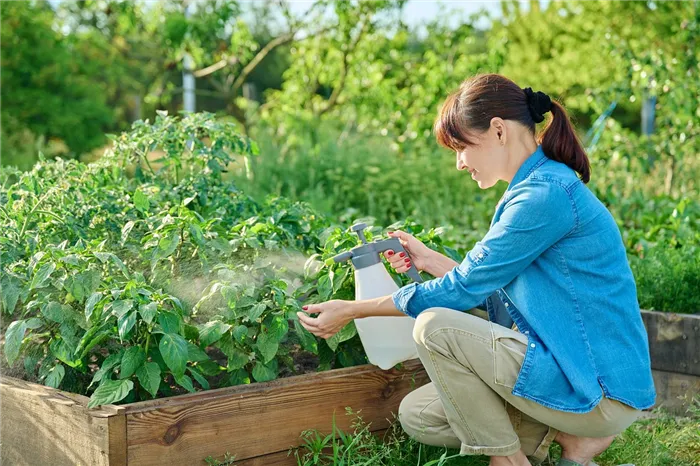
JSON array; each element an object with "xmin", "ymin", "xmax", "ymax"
[
  {"xmin": 630, "ymin": 245, "xmax": 700, "ymax": 314},
  {"xmin": 2, "ymin": 113, "xmax": 469, "ymax": 406},
  {"xmin": 0, "ymin": 1, "xmax": 114, "ymax": 163}
]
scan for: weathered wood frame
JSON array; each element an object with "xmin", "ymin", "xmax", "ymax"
[{"xmin": 2, "ymin": 310, "xmax": 698, "ymax": 466}]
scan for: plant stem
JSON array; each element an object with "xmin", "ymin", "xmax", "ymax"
[{"xmin": 144, "ymin": 331, "xmax": 151, "ymax": 355}]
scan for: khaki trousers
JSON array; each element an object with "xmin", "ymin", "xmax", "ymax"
[{"xmin": 398, "ymin": 308, "xmax": 642, "ymax": 464}]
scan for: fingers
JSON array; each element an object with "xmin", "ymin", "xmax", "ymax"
[
  {"xmin": 383, "ymin": 249, "xmax": 413, "ymax": 272},
  {"xmin": 297, "ymin": 311, "xmax": 318, "ymax": 328},
  {"xmin": 297, "ymin": 313, "xmax": 335, "ymax": 339}
]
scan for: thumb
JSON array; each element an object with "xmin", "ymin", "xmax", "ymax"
[
  {"xmin": 301, "ymin": 304, "xmax": 321, "ymax": 314},
  {"xmin": 388, "ymin": 230, "xmax": 411, "ymax": 241}
]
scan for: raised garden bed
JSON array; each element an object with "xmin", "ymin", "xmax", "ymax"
[
  {"xmin": 2, "ymin": 310, "xmax": 697, "ymax": 466},
  {"xmin": 1, "ymin": 358, "xmax": 429, "ymax": 466}
]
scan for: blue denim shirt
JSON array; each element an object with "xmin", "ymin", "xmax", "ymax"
[{"xmin": 392, "ymin": 145, "xmax": 656, "ymax": 413}]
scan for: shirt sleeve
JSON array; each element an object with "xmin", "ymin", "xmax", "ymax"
[{"xmin": 391, "ymin": 181, "xmax": 578, "ymax": 318}]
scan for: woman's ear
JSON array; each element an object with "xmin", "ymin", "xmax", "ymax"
[{"xmin": 490, "ymin": 117, "xmax": 506, "ymax": 146}]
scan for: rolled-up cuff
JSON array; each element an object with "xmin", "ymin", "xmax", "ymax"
[
  {"xmin": 459, "ymin": 436, "xmax": 521, "ymax": 457},
  {"xmin": 529, "ymin": 426, "xmax": 558, "ymax": 464},
  {"xmin": 391, "ymin": 282, "xmax": 419, "ymax": 318}
]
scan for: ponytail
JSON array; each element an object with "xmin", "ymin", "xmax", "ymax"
[
  {"xmin": 434, "ymin": 74, "xmax": 592, "ymax": 184},
  {"xmin": 539, "ymin": 100, "xmax": 591, "ymax": 184}
]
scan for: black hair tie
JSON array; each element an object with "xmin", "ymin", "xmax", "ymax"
[{"xmin": 523, "ymin": 87, "xmax": 552, "ymax": 123}]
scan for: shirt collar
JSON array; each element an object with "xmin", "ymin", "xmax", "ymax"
[{"xmin": 506, "ymin": 145, "xmax": 547, "ymax": 191}]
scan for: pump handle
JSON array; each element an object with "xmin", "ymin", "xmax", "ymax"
[{"xmin": 382, "ymin": 238, "xmax": 424, "ymax": 283}]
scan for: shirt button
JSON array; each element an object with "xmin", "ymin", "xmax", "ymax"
[
  {"xmin": 524, "ymin": 331, "xmax": 529, "ymax": 335},
  {"xmin": 530, "ymin": 343, "xmax": 536, "ymax": 348},
  {"xmin": 504, "ymin": 302, "xmax": 509, "ymax": 307}
]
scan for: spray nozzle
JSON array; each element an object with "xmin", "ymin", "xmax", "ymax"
[{"xmin": 351, "ymin": 222, "xmax": 369, "ymax": 244}]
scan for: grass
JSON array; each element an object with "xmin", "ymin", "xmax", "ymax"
[{"xmin": 204, "ymin": 399, "xmax": 700, "ymax": 466}]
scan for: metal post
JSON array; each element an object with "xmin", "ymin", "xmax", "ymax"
[{"xmin": 183, "ymin": 1, "xmax": 196, "ymax": 113}]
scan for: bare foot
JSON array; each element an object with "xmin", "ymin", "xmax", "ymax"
[{"xmin": 554, "ymin": 431, "xmax": 616, "ymax": 465}]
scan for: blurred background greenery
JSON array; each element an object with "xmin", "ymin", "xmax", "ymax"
[{"xmin": 2, "ymin": 0, "xmax": 698, "ymax": 312}]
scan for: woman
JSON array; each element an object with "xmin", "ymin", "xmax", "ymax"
[{"xmin": 297, "ymin": 73, "xmax": 656, "ymax": 466}]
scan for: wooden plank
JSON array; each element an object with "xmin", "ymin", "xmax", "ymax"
[
  {"xmin": 0, "ymin": 376, "xmax": 127, "ymax": 466},
  {"xmin": 641, "ymin": 310, "xmax": 700, "ymax": 376},
  {"xmin": 651, "ymin": 369, "xmax": 700, "ymax": 416},
  {"xmin": 123, "ymin": 359, "xmax": 429, "ymax": 466}
]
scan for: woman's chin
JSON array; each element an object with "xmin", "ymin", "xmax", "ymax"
[{"xmin": 475, "ymin": 178, "xmax": 495, "ymax": 189}]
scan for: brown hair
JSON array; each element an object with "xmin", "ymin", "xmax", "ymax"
[{"xmin": 434, "ymin": 73, "xmax": 591, "ymax": 183}]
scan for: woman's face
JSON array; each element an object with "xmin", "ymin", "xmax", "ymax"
[{"xmin": 455, "ymin": 118, "xmax": 507, "ymax": 189}]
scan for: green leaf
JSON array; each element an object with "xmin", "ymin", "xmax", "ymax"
[
  {"xmin": 227, "ymin": 368, "xmax": 250, "ymax": 386},
  {"xmin": 196, "ymin": 359, "xmax": 224, "ymax": 377},
  {"xmin": 216, "ymin": 334, "xmax": 249, "ymax": 370},
  {"xmin": 246, "ymin": 303, "xmax": 266, "ymax": 322},
  {"xmin": 25, "ymin": 318, "xmax": 43, "ymax": 329},
  {"xmin": 183, "ymin": 323, "xmax": 200, "ymax": 341},
  {"xmin": 65, "ymin": 270, "xmax": 101, "ymax": 302},
  {"xmin": 120, "ymin": 346, "xmax": 145, "ymax": 379},
  {"xmin": 256, "ymin": 331, "xmax": 280, "ymax": 364},
  {"xmin": 59, "ymin": 320, "xmax": 80, "ymax": 352},
  {"xmin": 293, "ymin": 319, "xmax": 318, "ymax": 354},
  {"xmin": 0, "ymin": 277, "xmax": 21, "ymax": 315},
  {"xmin": 267, "ymin": 315, "xmax": 289, "ymax": 340},
  {"xmin": 41, "ymin": 302, "xmax": 66, "ymax": 323},
  {"xmin": 50, "ymin": 338, "xmax": 81, "ymax": 368},
  {"xmin": 187, "ymin": 342, "xmax": 209, "ymax": 362},
  {"xmin": 94, "ymin": 253, "xmax": 129, "ymax": 279},
  {"xmin": 157, "ymin": 230, "xmax": 180, "ymax": 258},
  {"xmin": 136, "ymin": 362, "xmax": 161, "ymax": 398},
  {"xmin": 45, "ymin": 364, "xmax": 65, "ymax": 388},
  {"xmin": 111, "ymin": 300, "xmax": 134, "ymax": 319},
  {"xmin": 158, "ymin": 333, "xmax": 188, "ymax": 379},
  {"xmin": 326, "ymin": 320, "xmax": 358, "ymax": 351},
  {"xmin": 332, "ymin": 267, "xmax": 350, "ymax": 293},
  {"xmin": 139, "ymin": 302, "xmax": 158, "ymax": 325},
  {"xmin": 85, "ymin": 292, "xmax": 103, "ymax": 321},
  {"xmin": 317, "ymin": 274, "xmax": 332, "ymax": 300},
  {"xmin": 89, "ymin": 351, "xmax": 123, "ymax": 388},
  {"xmin": 198, "ymin": 320, "xmax": 231, "ymax": 346},
  {"xmin": 232, "ymin": 325, "xmax": 248, "ymax": 343},
  {"xmin": 121, "ymin": 220, "xmax": 136, "ymax": 245},
  {"xmin": 157, "ymin": 311, "xmax": 181, "ymax": 334},
  {"xmin": 188, "ymin": 367, "xmax": 210, "ymax": 390},
  {"xmin": 174, "ymin": 373, "xmax": 195, "ymax": 393},
  {"xmin": 134, "ymin": 189, "xmax": 149, "ymax": 212},
  {"xmin": 30, "ymin": 262, "xmax": 56, "ymax": 290},
  {"xmin": 251, "ymin": 359, "xmax": 278, "ymax": 382},
  {"xmin": 226, "ymin": 347, "xmax": 250, "ymax": 371},
  {"xmin": 5, "ymin": 320, "xmax": 29, "ymax": 365},
  {"xmin": 118, "ymin": 311, "xmax": 137, "ymax": 341},
  {"xmin": 88, "ymin": 379, "xmax": 134, "ymax": 408},
  {"xmin": 188, "ymin": 224, "xmax": 205, "ymax": 246}
]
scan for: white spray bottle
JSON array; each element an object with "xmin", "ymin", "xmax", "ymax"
[{"xmin": 329, "ymin": 223, "xmax": 423, "ymax": 370}]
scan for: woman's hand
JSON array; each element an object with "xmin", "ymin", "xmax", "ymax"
[
  {"xmin": 384, "ymin": 230, "xmax": 436, "ymax": 274},
  {"xmin": 296, "ymin": 300, "xmax": 354, "ymax": 339}
]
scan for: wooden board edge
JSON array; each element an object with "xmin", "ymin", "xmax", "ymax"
[
  {"xmin": 122, "ymin": 358, "xmax": 426, "ymax": 414},
  {"xmin": 0, "ymin": 375, "xmax": 125, "ymax": 417},
  {"xmin": 641, "ymin": 309, "xmax": 700, "ymax": 377}
]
